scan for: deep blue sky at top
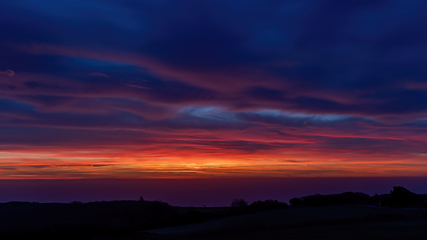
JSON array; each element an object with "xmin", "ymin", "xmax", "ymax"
[{"xmin": 2, "ymin": 0, "xmax": 426, "ymax": 115}]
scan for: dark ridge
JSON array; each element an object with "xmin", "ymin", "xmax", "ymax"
[
  {"xmin": 289, "ymin": 186, "xmax": 426, "ymax": 208},
  {"xmin": 0, "ymin": 186, "xmax": 425, "ymax": 239}
]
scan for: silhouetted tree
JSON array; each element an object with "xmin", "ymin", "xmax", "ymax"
[
  {"xmin": 289, "ymin": 197, "xmax": 302, "ymax": 206},
  {"xmin": 231, "ymin": 198, "xmax": 248, "ymax": 208},
  {"xmin": 390, "ymin": 186, "xmax": 424, "ymax": 207}
]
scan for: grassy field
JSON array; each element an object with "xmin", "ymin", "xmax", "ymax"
[{"xmin": 136, "ymin": 205, "xmax": 427, "ymax": 240}]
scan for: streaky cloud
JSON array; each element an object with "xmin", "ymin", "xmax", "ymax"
[{"xmin": 0, "ymin": 69, "xmax": 14, "ymax": 76}]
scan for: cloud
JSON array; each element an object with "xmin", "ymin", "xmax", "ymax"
[
  {"xmin": 1, "ymin": 0, "xmax": 427, "ymax": 178},
  {"xmin": 88, "ymin": 72, "xmax": 109, "ymax": 77},
  {"xmin": 0, "ymin": 69, "xmax": 14, "ymax": 76}
]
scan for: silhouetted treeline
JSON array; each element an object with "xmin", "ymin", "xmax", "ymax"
[
  {"xmin": 290, "ymin": 192, "xmax": 370, "ymax": 206},
  {"xmin": 289, "ymin": 186, "xmax": 426, "ymax": 208}
]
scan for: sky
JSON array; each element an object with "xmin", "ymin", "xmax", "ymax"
[{"xmin": 1, "ymin": 0, "xmax": 427, "ymax": 182}]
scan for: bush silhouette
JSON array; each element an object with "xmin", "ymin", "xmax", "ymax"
[
  {"xmin": 390, "ymin": 186, "xmax": 424, "ymax": 207},
  {"xmin": 249, "ymin": 200, "xmax": 288, "ymax": 210},
  {"xmin": 231, "ymin": 198, "xmax": 248, "ymax": 208},
  {"xmin": 289, "ymin": 197, "xmax": 303, "ymax": 206}
]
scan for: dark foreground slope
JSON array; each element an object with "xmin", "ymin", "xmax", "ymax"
[
  {"xmin": 138, "ymin": 205, "xmax": 427, "ymax": 240},
  {"xmin": 1, "ymin": 202, "xmax": 427, "ymax": 240},
  {"xmin": 0, "ymin": 200, "xmax": 284, "ymax": 240},
  {"xmin": 1, "ymin": 187, "xmax": 426, "ymax": 240}
]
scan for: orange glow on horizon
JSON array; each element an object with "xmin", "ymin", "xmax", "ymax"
[{"xmin": 1, "ymin": 147, "xmax": 427, "ymax": 179}]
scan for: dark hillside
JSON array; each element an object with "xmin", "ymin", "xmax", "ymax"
[
  {"xmin": 0, "ymin": 186, "xmax": 425, "ymax": 239},
  {"xmin": 140, "ymin": 205, "xmax": 427, "ymax": 240},
  {"xmin": 0, "ymin": 199, "xmax": 285, "ymax": 239}
]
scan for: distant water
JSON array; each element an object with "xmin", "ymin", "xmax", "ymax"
[{"xmin": 1, "ymin": 177, "xmax": 427, "ymax": 207}]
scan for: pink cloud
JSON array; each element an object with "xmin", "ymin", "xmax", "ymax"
[{"xmin": 0, "ymin": 69, "xmax": 14, "ymax": 76}]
